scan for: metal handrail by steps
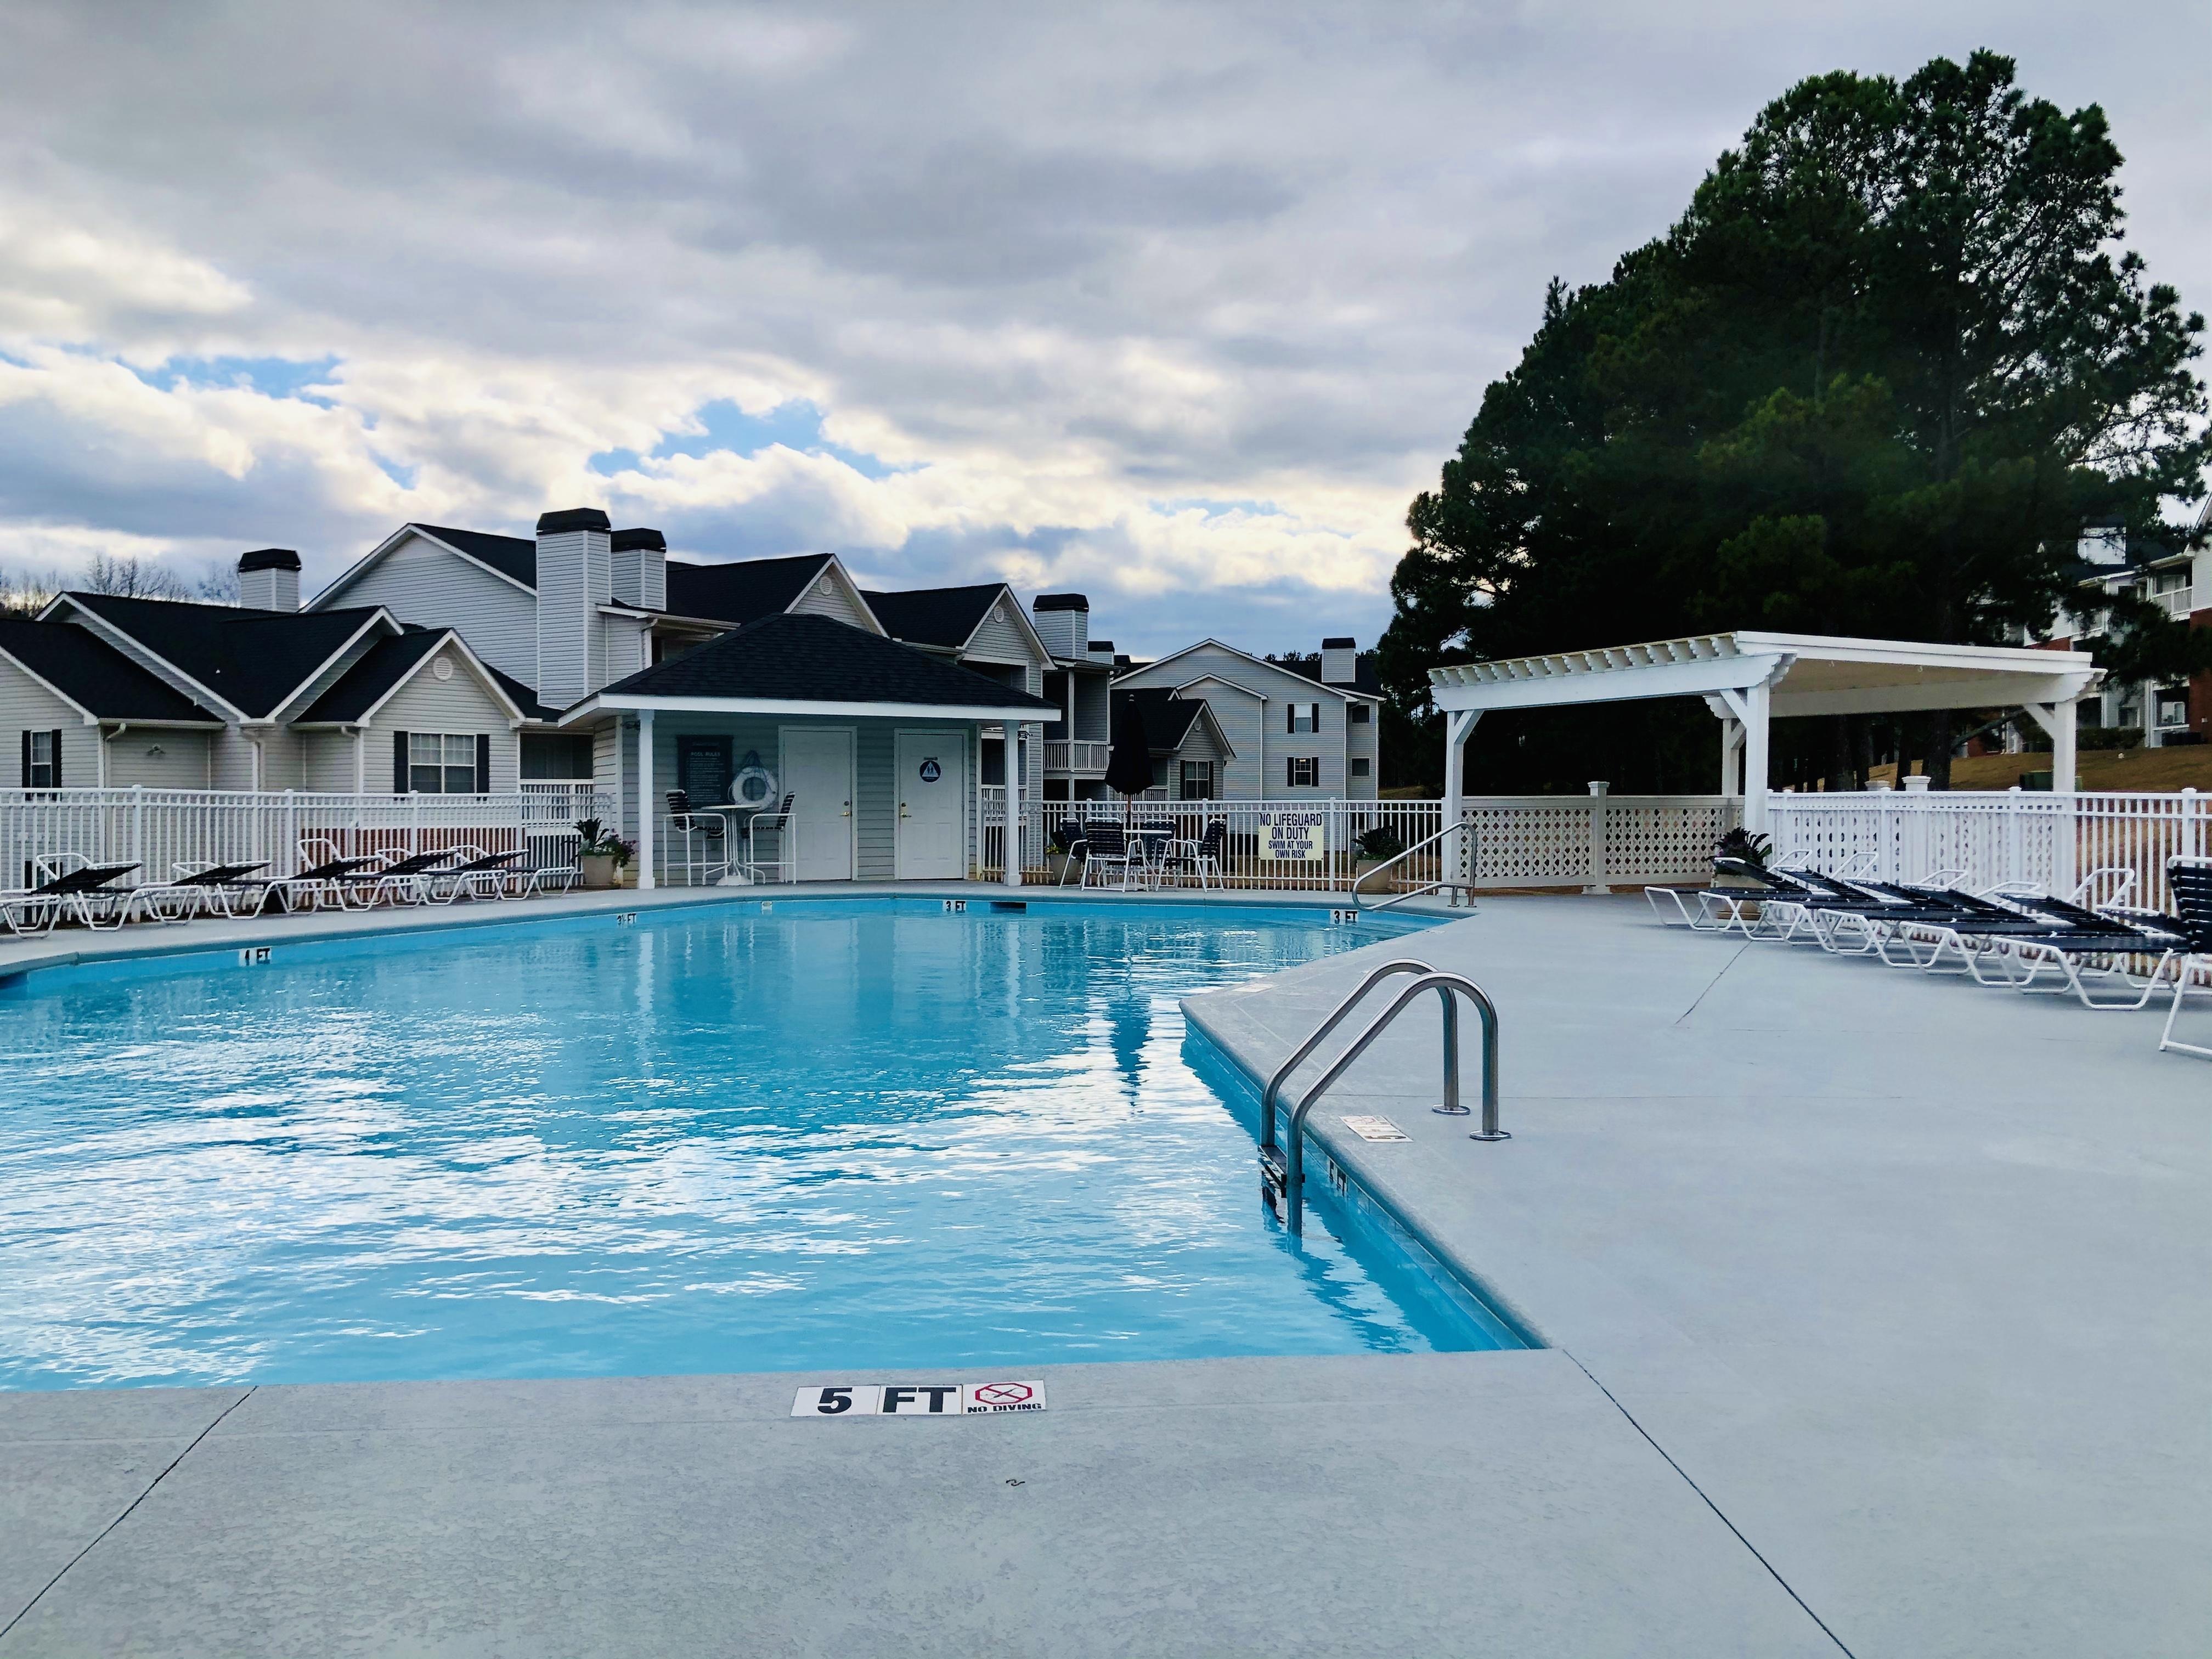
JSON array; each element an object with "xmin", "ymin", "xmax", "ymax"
[
  {"xmin": 1258, "ymin": 960, "xmax": 1438, "ymax": 1159},
  {"xmin": 1352, "ymin": 817, "xmax": 1476, "ymax": 911},
  {"xmin": 1259, "ymin": 963, "xmax": 1508, "ymax": 1234}
]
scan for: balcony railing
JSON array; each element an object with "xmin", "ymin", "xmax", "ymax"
[
  {"xmin": 2154, "ymin": 586, "xmax": 2195, "ymax": 617},
  {"xmin": 1042, "ymin": 740, "xmax": 1110, "ymax": 775}
]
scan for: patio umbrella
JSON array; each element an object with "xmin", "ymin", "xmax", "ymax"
[{"xmin": 1103, "ymin": 692, "xmax": 1154, "ymax": 823}]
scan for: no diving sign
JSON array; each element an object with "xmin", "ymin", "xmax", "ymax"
[{"xmin": 791, "ymin": 1380, "xmax": 1048, "ymax": 1418}]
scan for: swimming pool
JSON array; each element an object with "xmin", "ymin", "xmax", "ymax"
[{"xmin": 0, "ymin": 898, "xmax": 1517, "ymax": 1389}]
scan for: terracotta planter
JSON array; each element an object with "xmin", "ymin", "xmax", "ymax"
[{"xmin": 579, "ymin": 853, "xmax": 617, "ymax": 889}]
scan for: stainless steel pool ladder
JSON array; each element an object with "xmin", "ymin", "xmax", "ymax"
[{"xmin": 1257, "ymin": 958, "xmax": 1506, "ymax": 1234}]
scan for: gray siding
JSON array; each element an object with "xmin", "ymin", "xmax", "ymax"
[
  {"xmin": 600, "ymin": 612, "xmax": 651, "ymax": 687},
  {"xmin": 962, "ymin": 594, "xmax": 1046, "ymax": 693},
  {"xmin": 103, "ymin": 730, "xmax": 215, "ymax": 789},
  {"xmin": 535, "ymin": 528, "xmax": 610, "ymax": 709},
  {"xmin": 368, "ymin": 653, "xmax": 521, "ymax": 792},
  {"xmin": 319, "ymin": 532, "xmax": 538, "ymax": 686},
  {"xmin": 854, "ymin": 723, "xmax": 894, "ymax": 879},
  {"xmin": 301, "ymin": 730, "xmax": 364, "ymax": 792},
  {"xmin": 789, "ymin": 570, "xmax": 877, "ymax": 630},
  {"xmin": 1116, "ymin": 645, "xmax": 1376, "ymax": 799},
  {"xmin": 0, "ymin": 658, "xmax": 97, "ymax": 786},
  {"xmin": 1170, "ymin": 678, "xmax": 1266, "ymax": 800}
]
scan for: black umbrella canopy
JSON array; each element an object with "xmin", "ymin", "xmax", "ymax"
[{"xmin": 1103, "ymin": 692, "xmax": 1155, "ymax": 801}]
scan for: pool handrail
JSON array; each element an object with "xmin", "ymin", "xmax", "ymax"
[
  {"xmin": 1258, "ymin": 959, "xmax": 1437, "ymax": 1156},
  {"xmin": 1352, "ymin": 819, "xmax": 1476, "ymax": 911},
  {"xmin": 1282, "ymin": 969, "xmax": 1506, "ymax": 1234}
]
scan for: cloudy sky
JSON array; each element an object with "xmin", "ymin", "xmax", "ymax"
[{"xmin": 1, "ymin": 3, "xmax": 2203, "ymax": 657}]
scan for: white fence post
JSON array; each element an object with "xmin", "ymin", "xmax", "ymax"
[{"xmin": 1585, "ymin": 781, "xmax": 1609, "ymax": 894}]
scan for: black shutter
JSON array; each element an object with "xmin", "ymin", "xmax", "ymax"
[
  {"xmin": 49, "ymin": 729, "xmax": 61, "ymax": 788},
  {"xmin": 19, "ymin": 731, "xmax": 28, "ymax": 787},
  {"xmin": 476, "ymin": 733, "xmax": 491, "ymax": 794},
  {"xmin": 393, "ymin": 731, "xmax": 409, "ymax": 794}
]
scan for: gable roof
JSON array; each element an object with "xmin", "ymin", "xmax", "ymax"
[
  {"xmin": 1113, "ymin": 687, "xmax": 1236, "ymax": 757},
  {"xmin": 569, "ymin": 612, "xmax": 1057, "ymax": 719},
  {"xmin": 409, "ymin": 524, "xmax": 538, "ymax": 588},
  {"xmin": 664, "ymin": 554, "xmax": 836, "ymax": 627},
  {"xmin": 293, "ymin": 628, "xmax": 527, "ymax": 727},
  {"xmin": 860, "ymin": 583, "xmax": 1006, "ymax": 651},
  {"xmin": 0, "ymin": 618, "xmax": 223, "ymax": 724},
  {"xmin": 1118, "ymin": 637, "xmax": 1380, "ymax": 701},
  {"xmin": 49, "ymin": 592, "xmax": 390, "ymax": 720}
]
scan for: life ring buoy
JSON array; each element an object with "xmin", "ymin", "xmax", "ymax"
[{"xmin": 731, "ymin": 765, "xmax": 777, "ymax": 805}]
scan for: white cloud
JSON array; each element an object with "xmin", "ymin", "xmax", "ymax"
[{"xmin": 0, "ymin": 1, "xmax": 2200, "ymax": 655}]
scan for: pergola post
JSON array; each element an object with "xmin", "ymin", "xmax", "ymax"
[
  {"xmin": 1003, "ymin": 722, "xmax": 1024, "ymax": 889},
  {"xmin": 1719, "ymin": 716, "xmax": 1745, "ymax": 797},
  {"xmin": 1442, "ymin": 709, "xmax": 1479, "ymax": 899},
  {"xmin": 1740, "ymin": 679, "xmax": 1771, "ymax": 834},
  {"xmin": 636, "ymin": 709, "xmax": 656, "ymax": 891}
]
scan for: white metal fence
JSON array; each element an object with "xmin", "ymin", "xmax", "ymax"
[
  {"xmin": 1, "ymin": 785, "xmax": 612, "ymax": 888},
  {"xmin": 1768, "ymin": 788, "xmax": 2211, "ymax": 912}
]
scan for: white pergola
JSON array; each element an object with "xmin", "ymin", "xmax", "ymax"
[{"xmin": 1427, "ymin": 630, "xmax": 2103, "ymax": 832}]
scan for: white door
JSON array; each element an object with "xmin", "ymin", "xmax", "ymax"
[
  {"xmin": 781, "ymin": 728, "xmax": 855, "ymax": 882},
  {"xmin": 895, "ymin": 730, "xmax": 963, "ymax": 879}
]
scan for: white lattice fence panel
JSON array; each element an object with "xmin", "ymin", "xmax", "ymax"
[
  {"xmin": 1602, "ymin": 799, "xmax": 1739, "ymax": 881},
  {"xmin": 1463, "ymin": 799, "xmax": 1592, "ymax": 887}
]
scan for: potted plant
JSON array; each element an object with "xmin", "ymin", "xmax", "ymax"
[
  {"xmin": 574, "ymin": 819, "xmax": 636, "ymax": 889},
  {"xmin": 1353, "ymin": 824, "xmax": 1405, "ymax": 889},
  {"xmin": 1045, "ymin": 820, "xmax": 1086, "ymax": 885}
]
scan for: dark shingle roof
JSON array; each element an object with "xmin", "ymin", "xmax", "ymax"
[
  {"xmin": 61, "ymin": 592, "xmax": 385, "ymax": 718},
  {"xmin": 859, "ymin": 583, "xmax": 1007, "ymax": 651},
  {"xmin": 597, "ymin": 612, "xmax": 1056, "ymax": 711},
  {"xmin": 484, "ymin": 663, "xmax": 557, "ymax": 723},
  {"xmin": 298, "ymin": 629, "xmax": 553, "ymax": 725},
  {"xmin": 296, "ymin": 630, "xmax": 449, "ymax": 723},
  {"xmin": 410, "ymin": 524, "xmax": 538, "ymax": 587},
  {"xmin": 1114, "ymin": 687, "xmax": 1209, "ymax": 752},
  {"xmin": 664, "ymin": 554, "xmax": 834, "ymax": 625},
  {"xmin": 0, "ymin": 618, "xmax": 222, "ymax": 723}
]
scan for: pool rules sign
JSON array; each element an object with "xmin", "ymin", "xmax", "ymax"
[{"xmin": 792, "ymin": 1380, "xmax": 1047, "ymax": 1417}]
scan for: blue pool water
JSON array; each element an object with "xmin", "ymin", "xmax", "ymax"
[{"xmin": 0, "ymin": 900, "xmax": 1515, "ymax": 1389}]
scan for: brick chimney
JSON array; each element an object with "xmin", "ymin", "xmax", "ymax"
[
  {"xmin": 1032, "ymin": 593, "xmax": 1089, "ymax": 658},
  {"xmin": 611, "ymin": 527, "xmax": 667, "ymax": 611},
  {"xmin": 1320, "ymin": 636, "xmax": 1357, "ymax": 686},
  {"xmin": 534, "ymin": 507, "xmax": 611, "ymax": 708},
  {"xmin": 237, "ymin": 548, "xmax": 301, "ymax": 611}
]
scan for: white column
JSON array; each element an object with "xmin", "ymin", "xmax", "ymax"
[
  {"xmin": 1741, "ymin": 680, "xmax": 1772, "ymax": 835},
  {"xmin": 1003, "ymin": 722, "xmax": 1024, "ymax": 889},
  {"xmin": 1719, "ymin": 716, "xmax": 1743, "ymax": 797},
  {"xmin": 1442, "ymin": 709, "xmax": 1479, "ymax": 902},
  {"xmin": 2050, "ymin": 695, "xmax": 2078, "ymax": 797},
  {"xmin": 636, "ymin": 709, "xmax": 656, "ymax": 891}
]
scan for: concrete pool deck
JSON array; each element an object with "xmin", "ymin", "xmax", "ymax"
[{"xmin": 2, "ymin": 892, "xmax": 2204, "ymax": 1655}]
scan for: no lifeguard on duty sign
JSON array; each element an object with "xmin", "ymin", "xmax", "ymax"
[{"xmin": 791, "ymin": 1380, "xmax": 1047, "ymax": 1417}]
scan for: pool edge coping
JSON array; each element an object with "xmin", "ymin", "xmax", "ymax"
[
  {"xmin": 0, "ymin": 883, "xmax": 1453, "ymax": 989},
  {"xmin": 1177, "ymin": 1008, "xmax": 1557, "ymax": 1353}
]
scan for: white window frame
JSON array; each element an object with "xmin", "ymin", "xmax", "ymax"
[
  {"xmin": 26, "ymin": 730, "xmax": 57, "ymax": 790},
  {"xmin": 409, "ymin": 731, "xmax": 479, "ymax": 795},
  {"xmin": 1285, "ymin": 755, "xmax": 1319, "ymax": 789},
  {"xmin": 1178, "ymin": 759, "xmax": 1215, "ymax": 800}
]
